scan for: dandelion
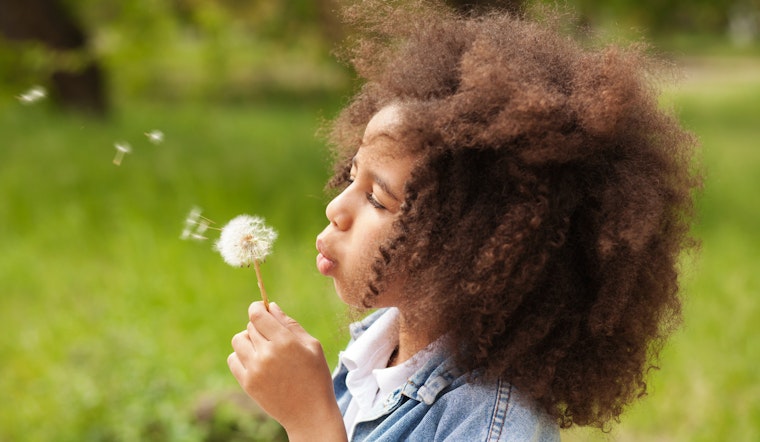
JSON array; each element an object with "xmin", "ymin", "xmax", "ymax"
[
  {"xmin": 215, "ymin": 215, "xmax": 278, "ymax": 310},
  {"xmin": 112, "ymin": 141, "xmax": 132, "ymax": 166},
  {"xmin": 17, "ymin": 85, "xmax": 47, "ymax": 104},
  {"xmin": 145, "ymin": 130, "xmax": 164, "ymax": 145}
]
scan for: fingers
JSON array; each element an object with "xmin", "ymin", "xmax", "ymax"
[
  {"xmin": 247, "ymin": 300, "xmax": 264, "ymax": 319},
  {"xmin": 247, "ymin": 301, "xmax": 312, "ymax": 343},
  {"xmin": 230, "ymin": 330, "xmax": 255, "ymax": 379},
  {"xmin": 247, "ymin": 320, "xmax": 267, "ymax": 347},
  {"xmin": 269, "ymin": 302, "xmax": 313, "ymax": 341},
  {"xmin": 242, "ymin": 302, "xmax": 321, "ymax": 363},
  {"xmin": 247, "ymin": 301, "xmax": 287, "ymax": 340},
  {"xmin": 227, "ymin": 351, "xmax": 245, "ymax": 380}
]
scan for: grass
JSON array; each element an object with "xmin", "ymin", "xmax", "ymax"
[
  {"xmin": 0, "ymin": 98, "xmax": 347, "ymax": 441},
  {"xmin": 1, "ymin": 55, "xmax": 758, "ymax": 441}
]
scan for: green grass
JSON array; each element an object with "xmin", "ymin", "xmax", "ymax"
[
  {"xmin": 1, "ymin": 55, "xmax": 759, "ymax": 441},
  {"xmin": 0, "ymin": 98, "xmax": 348, "ymax": 440}
]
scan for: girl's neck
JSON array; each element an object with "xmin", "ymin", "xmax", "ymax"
[{"xmin": 391, "ymin": 310, "xmax": 436, "ymax": 367}]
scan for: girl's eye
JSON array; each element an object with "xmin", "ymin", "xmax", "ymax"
[{"xmin": 366, "ymin": 193, "xmax": 386, "ymax": 210}]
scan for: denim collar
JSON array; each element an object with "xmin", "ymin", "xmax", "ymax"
[{"xmin": 347, "ymin": 309, "xmax": 462, "ymax": 407}]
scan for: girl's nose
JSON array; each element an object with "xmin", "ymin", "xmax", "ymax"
[{"xmin": 325, "ymin": 189, "xmax": 352, "ymax": 231}]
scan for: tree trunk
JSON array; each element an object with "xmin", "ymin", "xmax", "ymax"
[
  {"xmin": 445, "ymin": 0, "xmax": 526, "ymax": 16},
  {"xmin": 0, "ymin": 0, "xmax": 108, "ymax": 115}
]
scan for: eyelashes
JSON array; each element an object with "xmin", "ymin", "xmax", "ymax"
[
  {"xmin": 347, "ymin": 176, "xmax": 387, "ymax": 210},
  {"xmin": 366, "ymin": 192, "xmax": 386, "ymax": 210}
]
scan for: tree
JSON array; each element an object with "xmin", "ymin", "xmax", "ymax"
[{"xmin": 0, "ymin": 0, "xmax": 108, "ymax": 115}]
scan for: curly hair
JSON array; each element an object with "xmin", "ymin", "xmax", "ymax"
[{"xmin": 325, "ymin": 0, "xmax": 701, "ymax": 429}]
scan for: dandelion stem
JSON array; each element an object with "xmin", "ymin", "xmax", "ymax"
[{"xmin": 253, "ymin": 260, "xmax": 270, "ymax": 311}]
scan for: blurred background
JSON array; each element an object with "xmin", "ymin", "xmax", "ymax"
[{"xmin": 0, "ymin": 0, "xmax": 757, "ymax": 440}]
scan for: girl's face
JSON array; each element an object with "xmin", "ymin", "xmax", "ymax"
[{"xmin": 316, "ymin": 105, "xmax": 417, "ymax": 307}]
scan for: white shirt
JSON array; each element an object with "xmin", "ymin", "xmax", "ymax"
[{"xmin": 338, "ymin": 308, "xmax": 430, "ymax": 440}]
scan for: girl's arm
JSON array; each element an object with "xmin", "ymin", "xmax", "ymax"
[{"xmin": 228, "ymin": 301, "xmax": 348, "ymax": 442}]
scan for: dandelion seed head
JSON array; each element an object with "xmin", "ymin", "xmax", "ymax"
[
  {"xmin": 215, "ymin": 214, "xmax": 277, "ymax": 267},
  {"xmin": 145, "ymin": 130, "xmax": 164, "ymax": 144}
]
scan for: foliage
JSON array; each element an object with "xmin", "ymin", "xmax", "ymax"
[
  {"xmin": 536, "ymin": 0, "xmax": 760, "ymax": 37},
  {"xmin": 1, "ymin": 0, "xmax": 349, "ymax": 106},
  {"xmin": 3, "ymin": 0, "xmax": 758, "ymax": 109}
]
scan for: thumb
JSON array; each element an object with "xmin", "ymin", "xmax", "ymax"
[{"xmin": 269, "ymin": 302, "xmax": 312, "ymax": 340}]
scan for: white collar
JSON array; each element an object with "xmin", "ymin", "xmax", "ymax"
[
  {"xmin": 339, "ymin": 308, "xmax": 444, "ymax": 439},
  {"xmin": 339, "ymin": 308, "xmax": 400, "ymax": 409}
]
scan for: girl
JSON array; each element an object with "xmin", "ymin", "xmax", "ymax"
[{"xmin": 227, "ymin": 2, "xmax": 701, "ymax": 441}]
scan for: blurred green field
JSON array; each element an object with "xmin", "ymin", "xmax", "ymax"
[
  {"xmin": 0, "ymin": 97, "xmax": 348, "ymax": 440},
  {"xmin": 1, "ymin": 56, "xmax": 758, "ymax": 441}
]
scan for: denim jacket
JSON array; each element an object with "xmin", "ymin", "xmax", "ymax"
[{"xmin": 333, "ymin": 309, "xmax": 560, "ymax": 441}]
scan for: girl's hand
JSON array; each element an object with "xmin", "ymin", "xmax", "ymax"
[{"xmin": 227, "ymin": 302, "xmax": 347, "ymax": 442}]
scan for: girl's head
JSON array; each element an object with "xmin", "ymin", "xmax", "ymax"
[
  {"xmin": 324, "ymin": 1, "xmax": 701, "ymax": 429},
  {"xmin": 317, "ymin": 104, "xmax": 420, "ymax": 308}
]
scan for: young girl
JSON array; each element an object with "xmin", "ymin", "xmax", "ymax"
[{"xmin": 226, "ymin": 2, "xmax": 701, "ymax": 441}]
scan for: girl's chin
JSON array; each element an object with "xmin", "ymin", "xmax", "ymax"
[{"xmin": 333, "ymin": 283, "xmax": 365, "ymax": 308}]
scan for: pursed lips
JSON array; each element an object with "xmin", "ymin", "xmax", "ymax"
[{"xmin": 316, "ymin": 238, "xmax": 336, "ymax": 275}]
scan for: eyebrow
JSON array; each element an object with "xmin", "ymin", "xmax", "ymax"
[
  {"xmin": 351, "ymin": 156, "xmax": 401, "ymax": 202},
  {"xmin": 362, "ymin": 131, "xmax": 398, "ymax": 145}
]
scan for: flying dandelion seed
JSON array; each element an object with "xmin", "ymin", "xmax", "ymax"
[
  {"xmin": 216, "ymin": 214, "xmax": 277, "ymax": 310},
  {"xmin": 180, "ymin": 206, "xmax": 210, "ymax": 240},
  {"xmin": 112, "ymin": 142, "xmax": 132, "ymax": 166},
  {"xmin": 145, "ymin": 130, "xmax": 164, "ymax": 145},
  {"xmin": 17, "ymin": 86, "xmax": 47, "ymax": 104},
  {"xmin": 196, "ymin": 219, "xmax": 209, "ymax": 235}
]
